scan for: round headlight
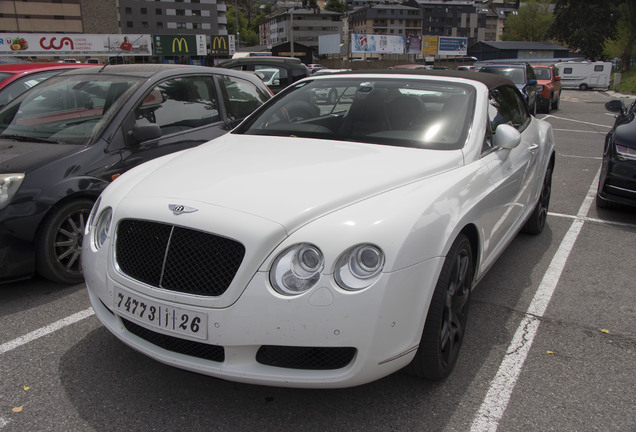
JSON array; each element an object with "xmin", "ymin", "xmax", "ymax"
[
  {"xmin": 270, "ymin": 243, "xmax": 324, "ymax": 296},
  {"xmin": 93, "ymin": 207, "xmax": 112, "ymax": 250},
  {"xmin": 85, "ymin": 197, "xmax": 102, "ymax": 235},
  {"xmin": 335, "ymin": 244, "xmax": 385, "ymax": 291}
]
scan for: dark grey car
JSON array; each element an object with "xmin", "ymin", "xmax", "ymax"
[
  {"xmin": 479, "ymin": 63, "xmax": 538, "ymax": 114},
  {"xmin": 0, "ymin": 64, "xmax": 272, "ymax": 284}
]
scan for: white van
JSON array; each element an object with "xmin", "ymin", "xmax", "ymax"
[{"xmin": 555, "ymin": 61, "xmax": 612, "ymax": 90}]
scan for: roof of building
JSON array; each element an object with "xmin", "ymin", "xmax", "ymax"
[{"xmin": 474, "ymin": 41, "xmax": 568, "ymax": 51}]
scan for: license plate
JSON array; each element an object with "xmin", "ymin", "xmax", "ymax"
[{"xmin": 114, "ymin": 287, "xmax": 208, "ymax": 339}]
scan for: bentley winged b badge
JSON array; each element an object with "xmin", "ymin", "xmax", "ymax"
[{"xmin": 169, "ymin": 204, "xmax": 198, "ymax": 215}]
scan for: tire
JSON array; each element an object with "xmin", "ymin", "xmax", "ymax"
[
  {"xmin": 522, "ymin": 162, "xmax": 553, "ymax": 235},
  {"xmin": 36, "ymin": 198, "xmax": 94, "ymax": 284},
  {"xmin": 544, "ymin": 94, "xmax": 552, "ymax": 114},
  {"xmin": 327, "ymin": 89, "xmax": 337, "ymax": 104},
  {"xmin": 406, "ymin": 233, "xmax": 473, "ymax": 381},
  {"xmin": 551, "ymin": 93, "xmax": 560, "ymax": 110},
  {"xmin": 579, "ymin": 83, "xmax": 588, "ymax": 91}
]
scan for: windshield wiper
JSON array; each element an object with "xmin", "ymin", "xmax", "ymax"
[{"xmin": 0, "ymin": 134, "xmax": 61, "ymax": 144}]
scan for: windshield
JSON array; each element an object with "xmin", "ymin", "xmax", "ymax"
[
  {"xmin": 234, "ymin": 77, "xmax": 475, "ymax": 150},
  {"xmin": 481, "ymin": 67, "xmax": 526, "ymax": 84},
  {"xmin": 534, "ymin": 68, "xmax": 552, "ymax": 80},
  {"xmin": 0, "ymin": 73, "xmax": 142, "ymax": 145}
]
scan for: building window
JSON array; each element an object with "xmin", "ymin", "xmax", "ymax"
[
  {"xmin": 192, "ymin": 10, "xmax": 201, "ymax": 16},
  {"xmin": 127, "ymin": 21, "xmax": 133, "ymax": 28},
  {"xmin": 176, "ymin": 9, "xmax": 185, "ymax": 16},
  {"xmin": 193, "ymin": 23, "xmax": 201, "ymax": 29},
  {"xmin": 156, "ymin": 8, "xmax": 162, "ymax": 15},
  {"xmin": 157, "ymin": 22, "xmax": 163, "ymax": 28},
  {"xmin": 141, "ymin": 8, "xmax": 147, "ymax": 14},
  {"xmin": 125, "ymin": 7, "xmax": 132, "ymax": 14},
  {"xmin": 142, "ymin": 21, "xmax": 148, "ymax": 28},
  {"xmin": 177, "ymin": 22, "xmax": 186, "ymax": 29}
]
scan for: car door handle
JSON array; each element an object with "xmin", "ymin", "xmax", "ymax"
[{"xmin": 528, "ymin": 144, "xmax": 539, "ymax": 152}]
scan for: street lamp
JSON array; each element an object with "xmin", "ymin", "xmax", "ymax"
[{"xmin": 235, "ymin": 0, "xmax": 239, "ymax": 52}]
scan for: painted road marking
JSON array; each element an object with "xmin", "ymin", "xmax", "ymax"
[{"xmin": 470, "ymin": 168, "xmax": 600, "ymax": 432}]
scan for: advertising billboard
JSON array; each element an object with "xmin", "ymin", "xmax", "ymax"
[
  {"xmin": 438, "ymin": 37, "xmax": 468, "ymax": 56},
  {"xmin": 153, "ymin": 35, "xmax": 207, "ymax": 56},
  {"xmin": 351, "ymin": 33, "xmax": 405, "ymax": 54},
  {"xmin": 0, "ymin": 34, "xmax": 152, "ymax": 56},
  {"xmin": 405, "ymin": 35, "xmax": 422, "ymax": 55},
  {"xmin": 421, "ymin": 36, "xmax": 439, "ymax": 56},
  {"xmin": 210, "ymin": 35, "xmax": 231, "ymax": 56}
]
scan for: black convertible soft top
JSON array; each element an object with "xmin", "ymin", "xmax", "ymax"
[{"xmin": 322, "ymin": 69, "xmax": 513, "ymax": 90}]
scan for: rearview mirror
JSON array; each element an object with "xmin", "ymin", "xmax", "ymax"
[
  {"xmin": 605, "ymin": 100, "xmax": 625, "ymax": 114},
  {"xmin": 494, "ymin": 124, "xmax": 521, "ymax": 150},
  {"xmin": 130, "ymin": 123, "xmax": 162, "ymax": 143}
]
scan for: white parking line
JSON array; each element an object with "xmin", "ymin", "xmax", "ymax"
[
  {"xmin": 470, "ymin": 168, "xmax": 600, "ymax": 432},
  {"xmin": 0, "ymin": 307, "xmax": 94, "ymax": 355},
  {"xmin": 543, "ymin": 115, "xmax": 612, "ymax": 129}
]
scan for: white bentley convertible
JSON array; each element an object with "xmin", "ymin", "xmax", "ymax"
[{"xmin": 83, "ymin": 71, "xmax": 555, "ymax": 388}]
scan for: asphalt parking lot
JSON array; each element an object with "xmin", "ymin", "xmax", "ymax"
[{"xmin": 1, "ymin": 89, "xmax": 635, "ymax": 432}]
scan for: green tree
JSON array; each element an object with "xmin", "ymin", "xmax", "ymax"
[
  {"xmin": 603, "ymin": 0, "xmax": 636, "ymax": 71},
  {"xmin": 324, "ymin": 0, "xmax": 348, "ymax": 13},
  {"xmin": 551, "ymin": 0, "xmax": 621, "ymax": 60},
  {"xmin": 502, "ymin": 0, "xmax": 554, "ymax": 42},
  {"xmin": 226, "ymin": 6, "xmax": 259, "ymax": 46}
]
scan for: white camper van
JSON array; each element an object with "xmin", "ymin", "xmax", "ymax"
[{"xmin": 555, "ymin": 61, "xmax": 612, "ymax": 90}]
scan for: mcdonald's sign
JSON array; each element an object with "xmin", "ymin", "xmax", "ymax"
[
  {"xmin": 210, "ymin": 35, "xmax": 230, "ymax": 56},
  {"xmin": 153, "ymin": 35, "xmax": 205, "ymax": 56},
  {"xmin": 172, "ymin": 37, "xmax": 188, "ymax": 53}
]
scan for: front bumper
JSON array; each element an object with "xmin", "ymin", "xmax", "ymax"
[
  {"xmin": 598, "ymin": 155, "xmax": 636, "ymax": 207},
  {"xmin": 86, "ymin": 256, "xmax": 444, "ymax": 388},
  {"xmin": 0, "ymin": 201, "xmax": 45, "ymax": 282}
]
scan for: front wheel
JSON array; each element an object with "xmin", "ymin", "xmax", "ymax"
[
  {"xmin": 579, "ymin": 83, "xmax": 588, "ymax": 91},
  {"xmin": 551, "ymin": 93, "xmax": 560, "ymax": 110},
  {"xmin": 327, "ymin": 89, "xmax": 337, "ymax": 104},
  {"xmin": 36, "ymin": 198, "xmax": 94, "ymax": 284},
  {"xmin": 406, "ymin": 233, "xmax": 473, "ymax": 381}
]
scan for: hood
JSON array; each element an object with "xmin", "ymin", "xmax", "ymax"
[
  {"xmin": 0, "ymin": 139, "xmax": 80, "ymax": 172},
  {"xmin": 125, "ymin": 134, "xmax": 464, "ymax": 232}
]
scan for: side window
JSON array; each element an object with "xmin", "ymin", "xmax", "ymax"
[
  {"xmin": 0, "ymin": 70, "xmax": 62, "ymax": 106},
  {"xmin": 488, "ymin": 86, "xmax": 529, "ymax": 136},
  {"xmin": 563, "ymin": 67, "xmax": 573, "ymax": 74},
  {"xmin": 135, "ymin": 75, "xmax": 219, "ymax": 135},
  {"xmin": 218, "ymin": 75, "xmax": 270, "ymax": 121},
  {"xmin": 254, "ymin": 65, "xmax": 288, "ymax": 89},
  {"xmin": 594, "ymin": 65, "xmax": 604, "ymax": 72}
]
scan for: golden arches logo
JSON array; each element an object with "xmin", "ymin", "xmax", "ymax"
[
  {"xmin": 212, "ymin": 36, "xmax": 227, "ymax": 50},
  {"xmin": 172, "ymin": 37, "xmax": 188, "ymax": 52}
]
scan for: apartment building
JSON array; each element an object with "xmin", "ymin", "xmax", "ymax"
[
  {"xmin": 0, "ymin": 0, "xmax": 118, "ymax": 34},
  {"xmin": 259, "ymin": 8, "xmax": 343, "ymax": 51},
  {"xmin": 348, "ymin": 4, "xmax": 423, "ymax": 37}
]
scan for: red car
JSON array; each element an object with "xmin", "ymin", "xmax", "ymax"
[
  {"xmin": 0, "ymin": 62, "xmax": 97, "ymax": 107},
  {"xmin": 532, "ymin": 64, "xmax": 562, "ymax": 113}
]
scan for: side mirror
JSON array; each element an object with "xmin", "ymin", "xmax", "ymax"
[
  {"xmin": 130, "ymin": 123, "xmax": 162, "ymax": 143},
  {"xmin": 273, "ymin": 79, "xmax": 280, "ymax": 86},
  {"xmin": 527, "ymin": 79, "xmax": 537, "ymax": 86},
  {"xmin": 494, "ymin": 124, "xmax": 521, "ymax": 150},
  {"xmin": 605, "ymin": 100, "xmax": 625, "ymax": 114},
  {"xmin": 555, "ymin": 76, "xmax": 561, "ymax": 81}
]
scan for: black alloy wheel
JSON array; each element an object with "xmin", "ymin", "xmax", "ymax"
[
  {"xmin": 36, "ymin": 199, "xmax": 93, "ymax": 284},
  {"xmin": 522, "ymin": 163, "xmax": 553, "ymax": 234},
  {"xmin": 406, "ymin": 233, "xmax": 473, "ymax": 381}
]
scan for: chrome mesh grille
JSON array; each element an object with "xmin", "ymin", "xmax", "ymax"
[{"xmin": 115, "ymin": 219, "xmax": 245, "ymax": 296}]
